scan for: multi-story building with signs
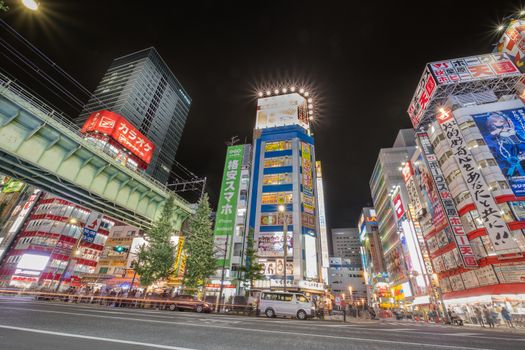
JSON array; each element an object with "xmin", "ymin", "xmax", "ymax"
[
  {"xmin": 246, "ymin": 88, "xmax": 326, "ymax": 295},
  {"xmin": 405, "ymin": 51, "xmax": 525, "ymax": 321},
  {"xmin": 0, "ymin": 192, "xmax": 113, "ymax": 290}
]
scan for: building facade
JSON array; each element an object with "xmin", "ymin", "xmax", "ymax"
[
  {"xmin": 76, "ymin": 48, "xmax": 191, "ymax": 184},
  {"xmin": 247, "ymin": 91, "xmax": 324, "ymax": 294},
  {"xmin": 405, "ymin": 52, "xmax": 525, "ymax": 322},
  {"xmin": 0, "ymin": 193, "xmax": 113, "ymax": 290},
  {"xmin": 328, "ymin": 256, "xmax": 367, "ymax": 304},
  {"xmin": 331, "ymin": 228, "xmax": 361, "ymax": 264}
]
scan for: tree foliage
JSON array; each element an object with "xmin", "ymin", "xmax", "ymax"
[
  {"xmin": 132, "ymin": 196, "xmax": 177, "ymax": 287},
  {"xmin": 238, "ymin": 229, "xmax": 264, "ymax": 292},
  {"xmin": 0, "ymin": 1, "xmax": 9, "ymax": 12},
  {"xmin": 183, "ymin": 193, "xmax": 216, "ymax": 291}
]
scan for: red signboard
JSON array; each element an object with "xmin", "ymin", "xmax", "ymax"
[
  {"xmin": 81, "ymin": 110, "xmax": 155, "ymax": 164},
  {"xmin": 393, "ymin": 193, "xmax": 405, "ymax": 220}
]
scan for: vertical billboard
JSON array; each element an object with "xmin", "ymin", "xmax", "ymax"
[
  {"xmin": 315, "ymin": 161, "xmax": 330, "ymax": 283},
  {"xmin": 417, "ymin": 133, "xmax": 478, "ymax": 267},
  {"xmin": 255, "ymin": 93, "xmax": 309, "ymax": 130},
  {"xmin": 472, "ymin": 107, "xmax": 525, "ymax": 197},
  {"xmin": 496, "ymin": 20, "xmax": 525, "ymax": 72},
  {"xmin": 213, "ymin": 145, "xmax": 244, "ymax": 266},
  {"xmin": 437, "ymin": 111, "xmax": 519, "ymax": 252}
]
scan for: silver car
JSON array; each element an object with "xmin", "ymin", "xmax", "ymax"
[{"xmin": 258, "ymin": 291, "xmax": 315, "ymax": 320}]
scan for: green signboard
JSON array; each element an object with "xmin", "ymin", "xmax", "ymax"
[{"xmin": 214, "ymin": 145, "xmax": 244, "ymax": 267}]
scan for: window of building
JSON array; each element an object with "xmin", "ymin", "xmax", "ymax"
[
  {"xmin": 264, "ymin": 156, "xmax": 292, "ymax": 168},
  {"xmin": 478, "ymin": 159, "xmax": 497, "ymax": 169},
  {"xmin": 263, "ymin": 173, "xmax": 292, "ymax": 185},
  {"xmin": 99, "ymin": 267, "xmax": 109, "ymax": 274},
  {"xmin": 459, "ymin": 120, "xmax": 476, "ymax": 130},
  {"xmin": 467, "ymin": 139, "xmax": 485, "ymax": 149},
  {"xmin": 265, "ymin": 141, "xmax": 292, "ymax": 152},
  {"xmin": 261, "ymin": 192, "xmax": 293, "ymax": 204},
  {"xmin": 233, "ymin": 243, "xmax": 242, "ymax": 257}
]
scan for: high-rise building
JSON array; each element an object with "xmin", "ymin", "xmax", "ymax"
[
  {"xmin": 247, "ymin": 90, "xmax": 324, "ymax": 294},
  {"xmin": 76, "ymin": 48, "xmax": 191, "ymax": 184},
  {"xmin": 405, "ymin": 51, "xmax": 525, "ymax": 321},
  {"xmin": 331, "ymin": 228, "xmax": 361, "ymax": 266}
]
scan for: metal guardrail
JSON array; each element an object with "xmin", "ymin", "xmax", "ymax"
[{"xmin": 0, "ymin": 73, "xmax": 192, "ymax": 211}]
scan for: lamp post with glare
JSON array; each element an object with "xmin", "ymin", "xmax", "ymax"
[
  {"xmin": 278, "ymin": 204, "xmax": 288, "ymax": 292},
  {"xmin": 21, "ymin": 0, "xmax": 39, "ymax": 11},
  {"xmin": 348, "ymin": 286, "xmax": 353, "ymax": 304}
]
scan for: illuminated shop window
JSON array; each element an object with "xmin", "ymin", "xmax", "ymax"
[
  {"xmin": 264, "ymin": 141, "xmax": 292, "ymax": 152},
  {"xmin": 263, "ymin": 156, "xmax": 292, "ymax": 168},
  {"xmin": 261, "ymin": 192, "xmax": 293, "ymax": 204},
  {"xmin": 263, "ymin": 173, "xmax": 292, "ymax": 185}
]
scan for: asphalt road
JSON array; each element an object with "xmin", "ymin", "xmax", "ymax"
[{"xmin": 0, "ymin": 297, "xmax": 523, "ymax": 350}]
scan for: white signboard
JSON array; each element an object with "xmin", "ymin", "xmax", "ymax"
[
  {"xmin": 438, "ymin": 111, "xmax": 518, "ymax": 252},
  {"xmin": 256, "ymin": 93, "xmax": 309, "ymax": 130}
]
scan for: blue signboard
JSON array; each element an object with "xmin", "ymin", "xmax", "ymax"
[
  {"xmin": 82, "ymin": 228, "xmax": 97, "ymax": 243},
  {"xmin": 473, "ymin": 107, "xmax": 525, "ymax": 197}
]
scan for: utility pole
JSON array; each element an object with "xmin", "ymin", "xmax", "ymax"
[
  {"xmin": 216, "ymin": 234, "xmax": 229, "ymax": 313},
  {"xmin": 55, "ymin": 228, "xmax": 83, "ymax": 292}
]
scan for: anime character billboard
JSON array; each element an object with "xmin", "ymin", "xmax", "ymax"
[{"xmin": 473, "ymin": 108, "xmax": 525, "ymax": 196}]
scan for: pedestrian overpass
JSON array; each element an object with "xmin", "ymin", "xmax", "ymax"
[{"xmin": 0, "ymin": 74, "xmax": 193, "ymax": 230}]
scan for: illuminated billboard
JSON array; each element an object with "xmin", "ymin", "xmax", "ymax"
[
  {"xmin": 81, "ymin": 110, "xmax": 155, "ymax": 164},
  {"xmin": 496, "ymin": 20, "xmax": 525, "ymax": 72},
  {"xmin": 472, "ymin": 107, "xmax": 525, "ymax": 197},
  {"xmin": 257, "ymin": 231, "xmax": 292, "ymax": 257},
  {"xmin": 408, "ymin": 53, "xmax": 520, "ymax": 128},
  {"xmin": 256, "ymin": 93, "xmax": 309, "ymax": 130}
]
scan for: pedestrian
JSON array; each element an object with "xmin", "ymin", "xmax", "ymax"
[
  {"xmin": 501, "ymin": 307, "xmax": 514, "ymax": 328},
  {"xmin": 483, "ymin": 306, "xmax": 494, "ymax": 328},
  {"xmin": 474, "ymin": 307, "xmax": 485, "ymax": 327}
]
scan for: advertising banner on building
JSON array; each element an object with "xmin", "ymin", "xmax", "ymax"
[
  {"xmin": 315, "ymin": 161, "xmax": 330, "ymax": 282},
  {"xmin": 496, "ymin": 20, "xmax": 525, "ymax": 72},
  {"xmin": 213, "ymin": 145, "xmax": 244, "ymax": 266},
  {"xmin": 417, "ymin": 133, "xmax": 478, "ymax": 268},
  {"xmin": 257, "ymin": 232, "xmax": 292, "ymax": 257},
  {"xmin": 82, "ymin": 212, "xmax": 102, "ymax": 243},
  {"xmin": 402, "ymin": 162, "xmax": 424, "ymax": 216},
  {"xmin": 408, "ymin": 67, "xmax": 437, "ymax": 128},
  {"xmin": 413, "ymin": 154, "xmax": 446, "ymax": 227},
  {"xmin": 437, "ymin": 111, "xmax": 519, "ymax": 252},
  {"xmin": 472, "ymin": 107, "xmax": 525, "ymax": 197},
  {"xmin": 256, "ymin": 93, "xmax": 309, "ymax": 130},
  {"xmin": 407, "ymin": 53, "xmax": 520, "ymax": 129},
  {"xmin": 81, "ymin": 110, "xmax": 155, "ymax": 164},
  {"xmin": 392, "ymin": 193, "xmax": 405, "ymax": 220}
]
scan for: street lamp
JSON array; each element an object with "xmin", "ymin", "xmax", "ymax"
[
  {"xmin": 278, "ymin": 204, "xmax": 288, "ymax": 292},
  {"xmin": 21, "ymin": 0, "xmax": 39, "ymax": 11},
  {"xmin": 348, "ymin": 286, "xmax": 353, "ymax": 304}
]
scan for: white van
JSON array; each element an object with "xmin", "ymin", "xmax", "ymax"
[{"xmin": 258, "ymin": 291, "xmax": 315, "ymax": 320}]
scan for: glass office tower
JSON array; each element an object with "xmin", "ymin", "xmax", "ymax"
[{"xmin": 76, "ymin": 48, "xmax": 191, "ymax": 184}]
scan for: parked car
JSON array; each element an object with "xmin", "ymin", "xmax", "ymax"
[
  {"xmin": 168, "ymin": 295, "xmax": 212, "ymax": 313},
  {"xmin": 258, "ymin": 291, "xmax": 315, "ymax": 320}
]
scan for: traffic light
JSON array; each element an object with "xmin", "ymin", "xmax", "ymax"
[{"xmin": 113, "ymin": 246, "xmax": 128, "ymax": 253}]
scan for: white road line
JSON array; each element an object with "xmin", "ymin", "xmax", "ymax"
[
  {"xmin": 0, "ymin": 306, "xmax": 496, "ymax": 350},
  {"xmin": 0, "ymin": 324, "xmax": 199, "ymax": 350}
]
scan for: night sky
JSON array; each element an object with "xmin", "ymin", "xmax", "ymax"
[{"xmin": 1, "ymin": 0, "xmax": 522, "ymax": 229}]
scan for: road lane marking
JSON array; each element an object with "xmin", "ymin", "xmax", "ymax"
[
  {"xmin": 0, "ymin": 324, "xmax": 199, "ymax": 350},
  {"xmin": 0, "ymin": 306, "xmax": 497, "ymax": 350}
]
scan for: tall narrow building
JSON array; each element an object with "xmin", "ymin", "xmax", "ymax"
[
  {"xmin": 76, "ymin": 48, "xmax": 191, "ymax": 184},
  {"xmin": 247, "ymin": 89, "xmax": 324, "ymax": 294}
]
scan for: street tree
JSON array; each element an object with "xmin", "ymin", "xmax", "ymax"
[
  {"xmin": 132, "ymin": 196, "xmax": 177, "ymax": 288},
  {"xmin": 183, "ymin": 193, "xmax": 216, "ymax": 293},
  {"xmin": 238, "ymin": 230, "xmax": 264, "ymax": 293}
]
